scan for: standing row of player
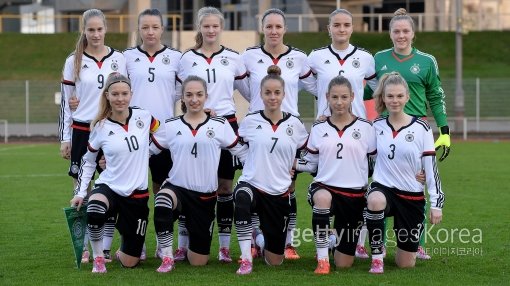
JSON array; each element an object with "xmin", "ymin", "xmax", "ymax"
[{"xmin": 61, "ymin": 5, "xmax": 449, "ymax": 275}]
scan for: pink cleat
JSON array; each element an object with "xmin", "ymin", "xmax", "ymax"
[
  {"xmin": 218, "ymin": 247, "xmax": 232, "ymax": 263},
  {"xmin": 314, "ymin": 258, "xmax": 330, "ymax": 275},
  {"xmin": 236, "ymin": 259, "xmax": 253, "ymax": 275},
  {"xmin": 284, "ymin": 244, "xmax": 300, "ymax": 260},
  {"xmin": 156, "ymin": 257, "xmax": 175, "ymax": 273},
  {"xmin": 417, "ymin": 246, "xmax": 431, "ymax": 260},
  {"xmin": 369, "ymin": 259, "xmax": 384, "ymax": 274},
  {"xmin": 92, "ymin": 256, "xmax": 107, "ymax": 273},
  {"xmin": 174, "ymin": 247, "xmax": 187, "ymax": 261},
  {"xmin": 355, "ymin": 245, "xmax": 370, "ymax": 259},
  {"xmin": 81, "ymin": 249, "xmax": 90, "ymax": 264}
]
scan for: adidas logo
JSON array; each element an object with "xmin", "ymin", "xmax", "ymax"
[
  {"xmin": 381, "ymin": 65, "xmax": 388, "ymax": 71},
  {"xmin": 322, "ymin": 133, "xmax": 329, "ymax": 137},
  {"xmin": 256, "ymin": 125, "xmax": 262, "ymax": 129},
  {"xmin": 324, "ymin": 60, "xmax": 330, "ymax": 64},
  {"xmin": 379, "ymin": 131, "xmax": 384, "ymax": 135},
  {"xmin": 82, "ymin": 64, "xmax": 89, "ymax": 69},
  {"xmin": 135, "ymin": 58, "xmax": 140, "ymax": 62},
  {"xmin": 177, "ymin": 131, "xmax": 182, "ymax": 135},
  {"xmin": 192, "ymin": 62, "xmax": 197, "ymax": 67},
  {"xmin": 257, "ymin": 59, "xmax": 264, "ymax": 64},
  {"xmin": 108, "ymin": 131, "xmax": 115, "ymax": 136}
]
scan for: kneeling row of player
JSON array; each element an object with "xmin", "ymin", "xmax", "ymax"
[{"xmin": 70, "ymin": 68, "xmax": 444, "ymax": 275}]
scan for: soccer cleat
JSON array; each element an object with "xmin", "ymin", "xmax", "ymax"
[
  {"xmin": 156, "ymin": 257, "xmax": 175, "ymax": 273},
  {"xmin": 103, "ymin": 250, "xmax": 112, "ymax": 263},
  {"xmin": 251, "ymin": 245, "xmax": 262, "ymax": 259},
  {"xmin": 417, "ymin": 246, "xmax": 431, "ymax": 260},
  {"xmin": 355, "ymin": 245, "xmax": 370, "ymax": 259},
  {"xmin": 174, "ymin": 247, "xmax": 187, "ymax": 261},
  {"xmin": 314, "ymin": 258, "xmax": 330, "ymax": 275},
  {"xmin": 369, "ymin": 259, "xmax": 384, "ymax": 274},
  {"xmin": 328, "ymin": 234, "xmax": 337, "ymax": 255},
  {"xmin": 218, "ymin": 247, "xmax": 233, "ymax": 263},
  {"xmin": 81, "ymin": 249, "xmax": 90, "ymax": 264},
  {"xmin": 92, "ymin": 256, "xmax": 107, "ymax": 273},
  {"xmin": 284, "ymin": 244, "xmax": 300, "ymax": 260},
  {"xmin": 236, "ymin": 259, "xmax": 253, "ymax": 275}
]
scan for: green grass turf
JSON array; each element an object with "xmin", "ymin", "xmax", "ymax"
[{"xmin": 0, "ymin": 142, "xmax": 508, "ymax": 285}]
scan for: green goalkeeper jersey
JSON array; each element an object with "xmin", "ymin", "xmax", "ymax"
[{"xmin": 364, "ymin": 47, "xmax": 448, "ymax": 127}]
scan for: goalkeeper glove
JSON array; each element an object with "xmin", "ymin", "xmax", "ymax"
[{"xmin": 434, "ymin": 125, "xmax": 451, "ymax": 162}]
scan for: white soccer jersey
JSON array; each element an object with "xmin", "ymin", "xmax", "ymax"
[
  {"xmin": 59, "ymin": 48, "xmax": 127, "ymax": 141},
  {"xmin": 372, "ymin": 116, "xmax": 444, "ymax": 208},
  {"xmin": 151, "ymin": 115, "xmax": 247, "ymax": 193},
  {"xmin": 239, "ymin": 45, "xmax": 315, "ymax": 116},
  {"xmin": 238, "ymin": 111, "xmax": 308, "ymax": 195},
  {"xmin": 177, "ymin": 46, "xmax": 247, "ymax": 116},
  {"xmin": 74, "ymin": 107, "xmax": 161, "ymax": 198},
  {"xmin": 296, "ymin": 117, "xmax": 376, "ymax": 189},
  {"xmin": 308, "ymin": 44, "xmax": 376, "ymax": 119},
  {"xmin": 124, "ymin": 45, "xmax": 182, "ymax": 121}
]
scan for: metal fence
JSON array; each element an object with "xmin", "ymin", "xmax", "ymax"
[{"xmin": 0, "ymin": 78, "xmax": 509, "ymax": 141}]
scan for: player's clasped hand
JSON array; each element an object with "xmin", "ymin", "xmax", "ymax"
[
  {"xmin": 434, "ymin": 126, "xmax": 451, "ymax": 162},
  {"xmin": 70, "ymin": 196, "xmax": 84, "ymax": 211},
  {"xmin": 60, "ymin": 142, "xmax": 71, "ymax": 160}
]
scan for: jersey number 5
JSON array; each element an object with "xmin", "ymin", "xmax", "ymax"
[{"xmin": 148, "ymin": 67, "xmax": 155, "ymax": 82}]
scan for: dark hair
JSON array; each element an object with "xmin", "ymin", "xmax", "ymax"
[
  {"xmin": 260, "ymin": 65, "xmax": 284, "ymax": 90},
  {"xmin": 373, "ymin": 71, "xmax": 409, "ymax": 114},
  {"xmin": 261, "ymin": 8, "xmax": 286, "ymax": 26},
  {"xmin": 327, "ymin": 75, "xmax": 352, "ymax": 94},
  {"xmin": 138, "ymin": 8, "xmax": 163, "ymax": 26},
  {"xmin": 193, "ymin": 7, "xmax": 225, "ymax": 49},
  {"xmin": 181, "ymin": 75, "xmax": 208, "ymax": 113}
]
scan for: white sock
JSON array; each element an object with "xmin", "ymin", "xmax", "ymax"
[
  {"xmin": 102, "ymin": 236, "xmax": 113, "ymax": 251},
  {"xmin": 178, "ymin": 234, "xmax": 189, "ymax": 250},
  {"xmin": 317, "ymin": 247, "xmax": 329, "ymax": 260},
  {"xmin": 285, "ymin": 229, "xmax": 294, "ymax": 246},
  {"xmin": 239, "ymin": 240, "xmax": 252, "ymax": 262},
  {"xmin": 219, "ymin": 234, "xmax": 230, "ymax": 249},
  {"xmin": 255, "ymin": 233, "xmax": 265, "ymax": 250},
  {"xmin": 90, "ymin": 240, "xmax": 103, "ymax": 259},
  {"xmin": 357, "ymin": 224, "xmax": 367, "ymax": 247},
  {"xmin": 161, "ymin": 246, "xmax": 173, "ymax": 259}
]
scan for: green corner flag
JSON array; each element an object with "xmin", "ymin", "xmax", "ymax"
[{"xmin": 63, "ymin": 206, "xmax": 87, "ymax": 269}]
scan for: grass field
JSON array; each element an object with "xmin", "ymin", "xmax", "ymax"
[{"xmin": 0, "ymin": 142, "xmax": 508, "ymax": 285}]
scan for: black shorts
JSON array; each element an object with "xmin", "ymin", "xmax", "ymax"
[
  {"xmin": 149, "ymin": 148, "xmax": 172, "ymax": 185},
  {"xmin": 91, "ymin": 184, "xmax": 150, "ymax": 257},
  {"xmin": 235, "ymin": 182, "xmax": 290, "ymax": 255},
  {"xmin": 367, "ymin": 182, "xmax": 426, "ymax": 252},
  {"xmin": 69, "ymin": 121, "xmax": 102, "ymax": 179},
  {"xmin": 161, "ymin": 182, "xmax": 217, "ymax": 255},
  {"xmin": 217, "ymin": 114, "xmax": 238, "ymax": 180},
  {"xmin": 308, "ymin": 182, "xmax": 365, "ymax": 256}
]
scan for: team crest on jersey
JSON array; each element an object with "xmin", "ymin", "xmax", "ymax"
[
  {"xmin": 286, "ymin": 59, "xmax": 294, "ymax": 69},
  {"xmin": 206, "ymin": 129, "xmax": 215, "ymax": 138},
  {"xmin": 286, "ymin": 126, "xmax": 293, "ymax": 136},
  {"xmin": 111, "ymin": 61, "xmax": 119, "ymax": 71},
  {"xmin": 136, "ymin": 119, "xmax": 144, "ymax": 129},
  {"xmin": 410, "ymin": 63, "xmax": 420, "ymax": 74},
  {"xmin": 352, "ymin": 59, "xmax": 360, "ymax": 68},
  {"xmin": 220, "ymin": 58, "xmax": 229, "ymax": 66},
  {"xmin": 405, "ymin": 133, "xmax": 415, "ymax": 142},
  {"xmin": 352, "ymin": 130, "xmax": 361, "ymax": 140},
  {"xmin": 162, "ymin": 56, "xmax": 170, "ymax": 65}
]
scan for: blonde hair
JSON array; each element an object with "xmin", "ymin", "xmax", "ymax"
[
  {"xmin": 328, "ymin": 8, "xmax": 352, "ymax": 24},
  {"xmin": 92, "ymin": 72, "xmax": 131, "ymax": 127},
  {"xmin": 390, "ymin": 8, "xmax": 415, "ymax": 33},
  {"xmin": 373, "ymin": 72, "xmax": 409, "ymax": 114},
  {"xmin": 72, "ymin": 9, "xmax": 107, "ymax": 82},
  {"xmin": 193, "ymin": 7, "xmax": 224, "ymax": 49},
  {"xmin": 260, "ymin": 65, "xmax": 284, "ymax": 90}
]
